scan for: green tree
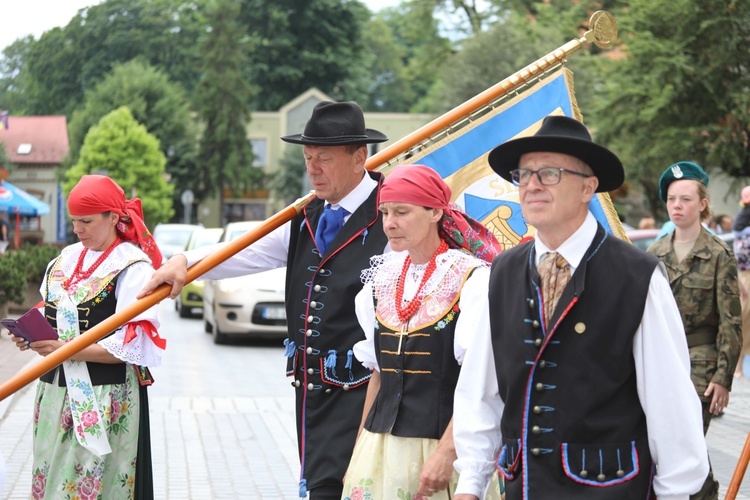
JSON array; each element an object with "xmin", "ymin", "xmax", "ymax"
[
  {"xmin": 194, "ymin": 0, "xmax": 258, "ymax": 209},
  {"xmin": 486, "ymin": 0, "xmax": 625, "ymax": 22},
  {"xmin": 66, "ymin": 59, "xmax": 198, "ymax": 215},
  {"xmin": 269, "ymin": 147, "xmax": 307, "ymax": 207},
  {"xmin": 64, "ymin": 107, "xmax": 174, "ymax": 226},
  {"xmin": 0, "ymin": 37, "xmax": 34, "ymax": 114},
  {"xmin": 417, "ymin": 10, "xmax": 570, "ymax": 113},
  {"xmin": 0, "ymin": 142, "xmax": 9, "ymax": 173},
  {"xmin": 19, "ymin": 0, "xmax": 209, "ymax": 116},
  {"xmin": 238, "ymin": 0, "xmax": 371, "ymax": 111},
  {"xmin": 360, "ymin": 17, "xmax": 411, "ymax": 111},
  {"xmin": 365, "ymin": 2, "xmax": 453, "ymax": 112},
  {"xmin": 591, "ymin": 0, "xmax": 750, "ymax": 213}
]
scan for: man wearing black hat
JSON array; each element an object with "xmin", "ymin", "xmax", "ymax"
[
  {"xmin": 141, "ymin": 101, "xmax": 391, "ymax": 499},
  {"xmin": 451, "ymin": 115, "xmax": 709, "ymax": 499}
]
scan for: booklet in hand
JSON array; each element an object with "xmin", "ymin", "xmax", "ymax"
[{"xmin": 1, "ymin": 308, "xmax": 58, "ymax": 343}]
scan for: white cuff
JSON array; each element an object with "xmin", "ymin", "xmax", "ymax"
[
  {"xmin": 100, "ymin": 324, "xmax": 164, "ymax": 367},
  {"xmin": 454, "ymin": 460, "xmax": 496, "ymax": 497}
]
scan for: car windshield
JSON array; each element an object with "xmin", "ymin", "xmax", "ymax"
[
  {"xmin": 154, "ymin": 227, "xmax": 197, "ymax": 246},
  {"xmin": 228, "ymin": 224, "xmax": 261, "ymax": 242},
  {"xmin": 190, "ymin": 230, "xmax": 222, "ymax": 249},
  {"xmin": 229, "ymin": 230, "xmax": 248, "ymax": 241}
]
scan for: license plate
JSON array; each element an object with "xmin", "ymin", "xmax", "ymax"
[{"xmin": 262, "ymin": 306, "xmax": 286, "ymax": 320}]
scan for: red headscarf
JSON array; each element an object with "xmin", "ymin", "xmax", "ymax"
[
  {"xmin": 380, "ymin": 165, "xmax": 501, "ymax": 263},
  {"xmin": 67, "ymin": 175, "xmax": 162, "ymax": 268}
]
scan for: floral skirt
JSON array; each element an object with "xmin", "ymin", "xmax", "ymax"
[
  {"xmin": 342, "ymin": 429, "xmax": 504, "ymax": 500},
  {"xmin": 31, "ymin": 366, "xmax": 143, "ymax": 500}
]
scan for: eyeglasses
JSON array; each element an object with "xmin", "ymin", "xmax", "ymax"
[{"xmin": 509, "ymin": 167, "xmax": 593, "ymax": 187}]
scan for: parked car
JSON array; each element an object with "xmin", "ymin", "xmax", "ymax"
[
  {"xmin": 175, "ymin": 227, "xmax": 224, "ymax": 318},
  {"xmin": 626, "ymin": 228, "xmax": 661, "ymax": 251},
  {"xmin": 202, "ymin": 221, "xmax": 287, "ymax": 344},
  {"xmin": 152, "ymin": 223, "xmax": 202, "ymax": 264}
]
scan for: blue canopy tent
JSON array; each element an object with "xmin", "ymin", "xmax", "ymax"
[{"xmin": 0, "ymin": 180, "xmax": 50, "ymax": 249}]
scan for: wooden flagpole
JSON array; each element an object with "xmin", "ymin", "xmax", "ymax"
[
  {"xmin": 726, "ymin": 432, "xmax": 750, "ymax": 500},
  {"xmin": 0, "ymin": 10, "xmax": 618, "ymax": 401}
]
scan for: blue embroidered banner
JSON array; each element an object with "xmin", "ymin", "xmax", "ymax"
[{"xmin": 385, "ymin": 67, "xmax": 623, "ymax": 250}]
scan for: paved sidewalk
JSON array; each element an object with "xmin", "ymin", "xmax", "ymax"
[
  {"xmin": 0, "ymin": 332, "xmax": 35, "ymax": 423},
  {"xmin": 2, "ymin": 331, "xmax": 750, "ymax": 498},
  {"xmin": 0, "ymin": 331, "xmax": 300, "ymax": 500}
]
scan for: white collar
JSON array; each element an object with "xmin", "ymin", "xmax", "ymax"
[
  {"xmin": 326, "ymin": 172, "xmax": 376, "ymax": 215},
  {"xmin": 534, "ymin": 212, "xmax": 598, "ymax": 271}
]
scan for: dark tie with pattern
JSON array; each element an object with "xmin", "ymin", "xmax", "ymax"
[
  {"xmin": 315, "ymin": 205, "xmax": 349, "ymax": 255},
  {"xmin": 538, "ymin": 251, "xmax": 571, "ymax": 329}
]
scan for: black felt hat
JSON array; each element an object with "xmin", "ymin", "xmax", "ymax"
[
  {"xmin": 281, "ymin": 101, "xmax": 388, "ymax": 146},
  {"xmin": 487, "ymin": 115, "xmax": 624, "ymax": 193}
]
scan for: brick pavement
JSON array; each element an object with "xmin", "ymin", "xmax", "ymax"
[
  {"xmin": 0, "ymin": 331, "xmax": 301, "ymax": 500},
  {"xmin": 0, "ymin": 332, "xmax": 35, "ymax": 428},
  {"xmin": 2, "ymin": 330, "xmax": 750, "ymax": 499}
]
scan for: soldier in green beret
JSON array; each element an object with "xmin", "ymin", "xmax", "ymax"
[{"xmin": 648, "ymin": 160, "xmax": 743, "ymax": 500}]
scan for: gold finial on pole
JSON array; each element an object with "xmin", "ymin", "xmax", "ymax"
[{"xmin": 586, "ymin": 11, "xmax": 618, "ymax": 49}]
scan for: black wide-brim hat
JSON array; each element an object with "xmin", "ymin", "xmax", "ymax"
[
  {"xmin": 281, "ymin": 101, "xmax": 388, "ymax": 146},
  {"xmin": 487, "ymin": 115, "xmax": 624, "ymax": 193}
]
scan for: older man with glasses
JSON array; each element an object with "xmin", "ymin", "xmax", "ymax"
[{"xmin": 451, "ymin": 115, "xmax": 709, "ymax": 500}]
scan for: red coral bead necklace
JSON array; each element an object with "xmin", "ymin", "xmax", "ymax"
[
  {"xmin": 63, "ymin": 237, "xmax": 121, "ymax": 291},
  {"xmin": 395, "ymin": 239, "xmax": 449, "ymax": 323}
]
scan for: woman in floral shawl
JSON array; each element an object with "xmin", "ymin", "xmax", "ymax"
[
  {"xmin": 342, "ymin": 165, "xmax": 503, "ymax": 500},
  {"xmin": 8, "ymin": 175, "xmax": 165, "ymax": 499}
]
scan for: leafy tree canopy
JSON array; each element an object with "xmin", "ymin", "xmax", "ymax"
[
  {"xmin": 194, "ymin": 0, "xmax": 258, "ymax": 203},
  {"xmin": 0, "ymin": 36, "xmax": 34, "ymax": 114},
  {"xmin": 64, "ymin": 106, "xmax": 174, "ymax": 226},
  {"xmin": 0, "ymin": 142, "xmax": 9, "ymax": 173},
  {"xmin": 591, "ymin": 0, "xmax": 750, "ymax": 213},
  {"xmin": 364, "ymin": 1, "xmax": 453, "ymax": 112},
  {"xmin": 238, "ymin": 0, "xmax": 371, "ymax": 111},
  {"xmin": 66, "ymin": 59, "xmax": 198, "ymax": 207},
  {"xmin": 269, "ymin": 146, "xmax": 307, "ymax": 207},
  {"xmin": 417, "ymin": 10, "xmax": 569, "ymax": 113},
  {"xmin": 20, "ymin": 0, "xmax": 208, "ymax": 116}
]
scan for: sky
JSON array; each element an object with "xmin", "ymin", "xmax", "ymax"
[{"xmin": 0, "ymin": 0, "xmax": 402, "ymax": 52}]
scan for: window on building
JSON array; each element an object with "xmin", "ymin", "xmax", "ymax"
[
  {"xmin": 224, "ymin": 202, "xmax": 266, "ymax": 223},
  {"xmin": 250, "ymin": 138, "xmax": 267, "ymax": 168}
]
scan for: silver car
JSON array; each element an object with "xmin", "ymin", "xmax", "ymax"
[
  {"xmin": 202, "ymin": 221, "xmax": 287, "ymax": 344},
  {"xmin": 153, "ymin": 223, "xmax": 202, "ymax": 264}
]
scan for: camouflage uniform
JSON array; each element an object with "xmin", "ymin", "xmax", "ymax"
[{"xmin": 648, "ymin": 227, "xmax": 742, "ymax": 499}]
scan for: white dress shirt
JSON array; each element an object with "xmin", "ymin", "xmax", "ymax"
[
  {"xmin": 40, "ymin": 243, "xmax": 163, "ymax": 367},
  {"xmin": 453, "ymin": 212, "xmax": 709, "ymax": 499},
  {"xmin": 181, "ymin": 173, "xmax": 379, "ymax": 276}
]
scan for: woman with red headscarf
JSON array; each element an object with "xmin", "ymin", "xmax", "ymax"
[
  {"xmin": 341, "ymin": 165, "xmax": 503, "ymax": 500},
  {"xmin": 8, "ymin": 175, "xmax": 164, "ymax": 499}
]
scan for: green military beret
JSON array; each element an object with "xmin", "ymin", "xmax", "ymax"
[{"xmin": 658, "ymin": 161, "xmax": 709, "ymax": 202}]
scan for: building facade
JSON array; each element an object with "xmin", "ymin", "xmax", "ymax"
[
  {"xmin": 0, "ymin": 116, "xmax": 69, "ymax": 246},
  {"xmin": 197, "ymin": 88, "xmax": 434, "ymax": 227},
  {"xmin": 0, "ymin": 93, "xmax": 436, "ymax": 238}
]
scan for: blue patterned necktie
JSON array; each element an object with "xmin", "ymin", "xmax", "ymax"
[{"xmin": 315, "ymin": 205, "xmax": 349, "ymax": 255}]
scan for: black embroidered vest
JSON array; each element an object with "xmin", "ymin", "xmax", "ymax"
[
  {"xmin": 489, "ymin": 225, "xmax": 659, "ymax": 499},
  {"xmin": 365, "ymin": 290, "xmax": 463, "ymax": 439},
  {"xmin": 40, "ymin": 261, "xmax": 142, "ymax": 387},
  {"xmin": 284, "ymin": 171, "xmax": 389, "ymax": 491}
]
